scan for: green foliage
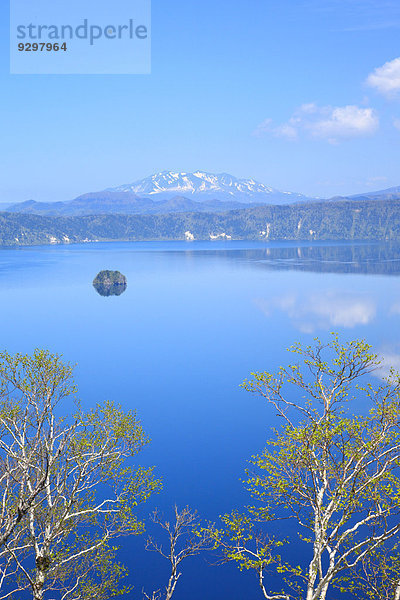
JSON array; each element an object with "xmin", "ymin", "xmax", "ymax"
[
  {"xmin": 211, "ymin": 335, "xmax": 400, "ymax": 600},
  {"xmin": 7, "ymin": 540, "xmax": 131, "ymax": 600},
  {"xmin": 0, "ymin": 347, "xmax": 77, "ymax": 408},
  {"xmin": 0, "ymin": 349, "xmax": 162, "ymax": 599},
  {"xmin": 335, "ymin": 542, "xmax": 400, "ymax": 600}
]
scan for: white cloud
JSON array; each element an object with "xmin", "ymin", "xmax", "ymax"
[
  {"xmin": 297, "ymin": 102, "xmax": 319, "ymax": 115},
  {"xmin": 309, "ymin": 105, "xmax": 379, "ymax": 141},
  {"xmin": 394, "ymin": 118, "xmax": 400, "ymax": 131},
  {"xmin": 274, "ymin": 123, "xmax": 298, "ymax": 140},
  {"xmin": 256, "ymin": 104, "xmax": 379, "ymax": 144},
  {"xmin": 366, "ymin": 57, "xmax": 400, "ymax": 96}
]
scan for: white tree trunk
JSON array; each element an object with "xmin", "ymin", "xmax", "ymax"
[
  {"xmin": 394, "ymin": 581, "xmax": 400, "ymax": 600},
  {"xmin": 32, "ymin": 553, "xmax": 49, "ymax": 600}
]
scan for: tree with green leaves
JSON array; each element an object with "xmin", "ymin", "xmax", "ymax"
[
  {"xmin": 0, "ymin": 349, "xmax": 161, "ymax": 600},
  {"xmin": 334, "ymin": 540, "xmax": 400, "ymax": 600},
  {"xmin": 209, "ymin": 335, "xmax": 400, "ymax": 600},
  {"xmin": 0, "ymin": 351, "xmax": 74, "ymax": 553}
]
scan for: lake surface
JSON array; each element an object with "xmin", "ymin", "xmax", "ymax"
[{"xmin": 1, "ymin": 239, "xmax": 400, "ymax": 599}]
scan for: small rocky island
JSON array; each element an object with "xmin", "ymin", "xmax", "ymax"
[{"xmin": 93, "ymin": 270, "xmax": 127, "ymax": 297}]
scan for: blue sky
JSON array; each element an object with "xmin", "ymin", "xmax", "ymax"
[{"xmin": 1, "ymin": 0, "xmax": 400, "ymax": 202}]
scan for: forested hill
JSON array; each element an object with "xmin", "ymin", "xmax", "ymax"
[{"xmin": 0, "ymin": 199, "xmax": 399, "ymax": 247}]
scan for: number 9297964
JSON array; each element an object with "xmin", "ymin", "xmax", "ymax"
[{"xmin": 18, "ymin": 42, "xmax": 67, "ymax": 51}]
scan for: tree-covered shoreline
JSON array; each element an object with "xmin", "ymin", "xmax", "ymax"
[{"xmin": 1, "ymin": 198, "xmax": 400, "ymax": 247}]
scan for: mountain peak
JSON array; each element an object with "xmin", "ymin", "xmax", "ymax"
[{"xmin": 107, "ymin": 171, "xmax": 314, "ymax": 205}]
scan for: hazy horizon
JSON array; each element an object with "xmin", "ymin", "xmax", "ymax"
[{"xmin": 3, "ymin": 168, "xmax": 400, "ymax": 207}]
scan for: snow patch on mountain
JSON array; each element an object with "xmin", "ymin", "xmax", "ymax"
[{"xmin": 107, "ymin": 171, "xmax": 315, "ymax": 205}]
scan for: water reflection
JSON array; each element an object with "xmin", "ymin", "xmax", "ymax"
[
  {"xmin": 0, "ymin": 240, "xmax": 399, "ymax": 600},
  {"xmin": 92, "ymin": 269, "xmax": 127, "ymax": 297},
  {"xmin": 255, "ymin": 290, "xmax": 376, "ymax": 333},
  {"xmin": 183, "ymin": 242, "xmax": 400, "ymax": 276},
  {"xmin": 373, "ymin": 345, "xmax": 400, "ymax": 381},
  {"xmin": 92, "ymin": 281, "xmax": 127, "ymax": 297}
]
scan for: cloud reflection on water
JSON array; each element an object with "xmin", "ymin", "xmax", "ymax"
[{"xmin": 255, "ymin": 290, "xmax": 376, "ymax": 333}]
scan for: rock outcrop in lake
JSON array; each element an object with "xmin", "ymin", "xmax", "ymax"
[{"xmin": 93, "ymin": 270, "xmax": 127, "ymax": 296}]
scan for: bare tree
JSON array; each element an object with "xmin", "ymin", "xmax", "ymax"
[
  {"xmin": 0, "ymin": 349, "xmax": 161, "ymax": 600},
  {"xmin": 143, "ymin": 506, "xmax": 214, "ymax": 600},
  {"xmin": 210, "ymin": 336, "xmax": 400, "ymax": 600}
]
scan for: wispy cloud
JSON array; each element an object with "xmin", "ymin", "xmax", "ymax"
[
  {"xmin": 340, "ymin": 22, "xmax": 400, "ymax": 32},
  {"xmin": 254, "ymin": 103, "xmax": 379, "ymax": 144},
  {"xmin": 366, "ymin": 57, "xmax": 400, "ymax": 97},
  {"xmin": 365, "ymin": 175, "xmax": 388, "ymax": 187},
  {"xmin": 393, "ymin": 118, "xmax": 400, "ymax": 131},
  {"xmin": 304, "ymin": 0, "xmax": 400, "ymax": 31}
]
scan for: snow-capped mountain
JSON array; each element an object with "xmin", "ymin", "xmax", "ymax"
[{"xmin": 107, "ymin": 171, "xmax": 315, "ymax": 204}]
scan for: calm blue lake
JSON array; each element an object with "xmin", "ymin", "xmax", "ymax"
[{"xmin": 1, "ymin": 239, "xmax": 400, "ymax": 598}]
